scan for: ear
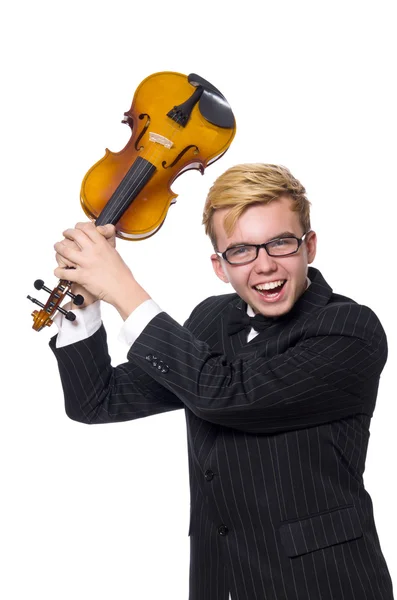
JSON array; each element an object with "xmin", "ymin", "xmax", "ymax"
[
  {"xmin": 210, "ymin": 254, "xmax": 229, "ymax": 283},
  {"xmin": 305, "ymin": 230, "xmax": 317, "ymax": 264}
]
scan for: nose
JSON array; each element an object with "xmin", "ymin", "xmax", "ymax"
[{"xmin": 253, "ymin": 247, "xmax": 278, "ymax": 273}]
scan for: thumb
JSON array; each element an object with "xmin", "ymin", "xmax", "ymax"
[{"xmin": 97, "ymin": 224, "xmax": 116, "ymax": 239}]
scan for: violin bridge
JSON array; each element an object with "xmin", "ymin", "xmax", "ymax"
[{"xmin": 149, "ymin": 132, "xmax": 173, "ymax": 149}]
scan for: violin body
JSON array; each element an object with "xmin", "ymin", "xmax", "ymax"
[
  {"xmin": 80, "ymin": 71, "xmax": 236, "ymax": 240},
  {"xmin": 28, "ymin": 71, "xmax": 236, "ymax": 330}
]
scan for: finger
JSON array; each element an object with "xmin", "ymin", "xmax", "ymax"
[
  {"xmin": 96, "ymin": 224, "xmax": 117, "ymax": 248},
  {"xmin": 76, "ymin": 222, "xmax": 117, "ymax": 248},
  {"xmin": 56, "ymin": 238, "xmax": 80, "ymax": 261},
  {"xmin": 54, "ymin": 240, "xmax": 82, "ymax": 264},
  {"xmin": 96, "ymin": 224, "xmax": 116, "ymax": 239},
  {"xmin": 55, "ymin": 252, "xmax": 76, "ymax": 268},
  {"xmin": 62, "ymin": 227, "xmax": 93, "ymax": 249},
  {"xmin": 74, "ymin": 221, "xmax": 104, "ymax": 244},
  {"xmin": 54, "ymin": 266, "xmax": 81, "ymax": 282},
  {"xmin": 62, "ymin": 237, "xmax": 81, "ymax": 250}
]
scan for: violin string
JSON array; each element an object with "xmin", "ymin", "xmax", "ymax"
[
  {"xmin": 63, "ymin": 112, "xmax": 186, "ymax": 305},
  {"xmin": 98, "ymin": 105, "xmax": 186, "ymax": 226},
  {"xmin": 98, "ymin": 106, "xmax": 189, "ymax": 230},
  {"xmin": 103, "ymin": 83, "xmax": 209, "ymax": 228},
  {"xmin": 96, "ymin": 74, "xmax": 236, "ymax": 231}
]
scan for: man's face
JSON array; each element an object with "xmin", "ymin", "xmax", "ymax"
[{"xmin": 211, "ymin": 197, "xmax": 317, "ymax": 316}]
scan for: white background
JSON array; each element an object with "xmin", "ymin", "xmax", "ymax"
[{"xmin": 2, "ymin": 1, "xmax": 396, "ymax": 598}]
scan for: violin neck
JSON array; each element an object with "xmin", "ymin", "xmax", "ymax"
[{"xmin": 95, "ymin": 157, "xmax": 156, "ymax": 227}]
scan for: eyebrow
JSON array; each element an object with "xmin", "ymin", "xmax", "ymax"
[{"xmin": 226, "ymin": 231, "xmax": 297, "ymax": 249}]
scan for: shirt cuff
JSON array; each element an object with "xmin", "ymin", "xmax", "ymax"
[
  {"xmin": 118, "ymin": 299, "xmax": 163, "ymax": 348},
  {"xmin": 54, "ymin": 301, "xmax": 102, "ymax": 348}
]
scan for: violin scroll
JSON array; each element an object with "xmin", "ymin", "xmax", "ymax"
[{"xmin": 27, "ymin": 279, "xmax": 84, "ymax": 332}]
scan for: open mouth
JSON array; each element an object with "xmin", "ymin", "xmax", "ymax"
[{"xmin": 254, "ymin": 280, "xmax": 287, "ymax": 301}]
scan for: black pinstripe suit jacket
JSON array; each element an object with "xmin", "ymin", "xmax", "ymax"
[{"xmin": 50, "ymin": 267, "xmax": 394, "ymax": 600}]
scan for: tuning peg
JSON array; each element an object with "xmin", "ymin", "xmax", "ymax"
[
  {"xmin": 27, "ymin": 293, "xmax": 76, "ymax": 321},
  {"xmin": 34, "ymin": 279, "xmax": 84, "ymax": 305},
  {"xmin": 72, "ymin": 293, "xmax": 84, "ymax": 306},
  {"xmin": 34, "ymin": 279, "xmax": 45, "ymax": 290},
  {"xmin": 64, "ymin": 311, "xmax": 77, "ymax": 321},
  {"xmin": 27, "ymin": 295, "xmax": 45, "ymax": 308}
]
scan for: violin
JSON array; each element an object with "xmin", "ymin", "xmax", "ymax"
[{"xmin": 28, "ymin": 71, "xmax": 236, "ymax": 331}]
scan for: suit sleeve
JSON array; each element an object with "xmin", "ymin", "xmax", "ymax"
[
  {"xmin": 49, "ymin": 323, "xmax": 183, "ymax": 424},
  {"xmin": 126, "ymin": 302, "xmax": 388, "ymax": 433}
]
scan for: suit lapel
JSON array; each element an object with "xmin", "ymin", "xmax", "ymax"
[{"xmin": 219, "ymin": 297, "xmax": 248, "ymax": 359}]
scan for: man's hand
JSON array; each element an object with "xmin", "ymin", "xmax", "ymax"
[
  {"xmin": 55, "ymin": 223, "xmax": 116, "ymax": 308},
  {"xmin": 54, "ymin": 222, "xmax": 150, "ymax": 319}
]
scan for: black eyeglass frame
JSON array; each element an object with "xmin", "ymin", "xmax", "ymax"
[{"xmin": 216, "ymin": 231, "xmax": 311, "ymax": 265}]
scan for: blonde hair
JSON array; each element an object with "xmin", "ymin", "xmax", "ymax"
[{"xmin": 202, "ymin": 163, "xmax": 311, "ymax": 249}]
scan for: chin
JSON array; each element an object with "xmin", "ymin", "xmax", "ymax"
[
  {"xmin": 260, "ymin": 304, "xmax": 291, "ymax": 317},
  {"xmin": 248, "ymin": 286, "xmax": 287, "ymax": 313}
]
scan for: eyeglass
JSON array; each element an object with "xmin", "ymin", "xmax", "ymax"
[{"xmin": 216, "ymin": 232, "xmax": 310, "ymax": 265}]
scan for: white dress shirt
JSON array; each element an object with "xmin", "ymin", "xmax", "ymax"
[{"xmin": 54, "ymin": 298, "xmax": 163, "ymax": 348}]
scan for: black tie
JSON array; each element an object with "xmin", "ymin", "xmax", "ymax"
[{"xmin": 227, "ymin": 305, "xmax": 277, "ymax": 336}]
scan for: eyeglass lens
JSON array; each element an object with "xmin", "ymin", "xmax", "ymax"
[{"xmin": 225, "ymin": 238, "xmax": 299, "ymax": 264}]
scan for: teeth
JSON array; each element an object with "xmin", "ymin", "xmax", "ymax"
[{"xmin": 255, "ymin": 280, "xmax": 285, "ymax": 291}]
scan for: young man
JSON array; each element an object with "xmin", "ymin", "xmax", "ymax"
[{"xmin": 51, "ymin": 164, "xmax": 394, "ymax": 600}]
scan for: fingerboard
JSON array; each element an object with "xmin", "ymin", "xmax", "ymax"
[{"xmin": 95, "ymin": 157, "xmax": 157, "ymax": 226}]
